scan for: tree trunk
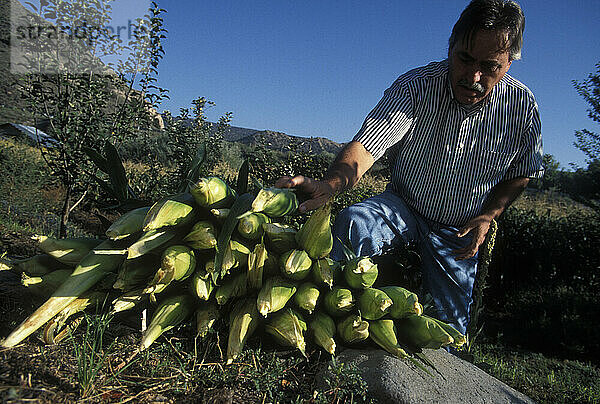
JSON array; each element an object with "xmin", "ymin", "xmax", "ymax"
[{"xmin": 59, "ymin": 186, "xmax": 72, "ymax": 239}]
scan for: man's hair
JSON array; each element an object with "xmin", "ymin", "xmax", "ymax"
[{"xmin": 449, "ymin": 0, "xmax": 525, "ymax": 60}]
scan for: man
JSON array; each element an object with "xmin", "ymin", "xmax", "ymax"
[{"xmin": 276, "ymin": 0, "xmax": 543, "ymax": 335}]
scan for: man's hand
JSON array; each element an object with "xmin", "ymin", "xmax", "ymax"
[
  {"xmin": 275, "ymin": 175, "xmax": 335, "ymax": 213},
  {"xmin": 453, "ymin": 215, "xmax": 492, "ymax": 260}
]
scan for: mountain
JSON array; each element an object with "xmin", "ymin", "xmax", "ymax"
[{"xmin": 222, "ymin": 125, "xmax": 344, "ymax": 155}]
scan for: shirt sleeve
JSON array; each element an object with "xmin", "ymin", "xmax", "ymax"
[
  {"xmin": 353, "ymin": 79, "xmax": 414, "ymax": 161},
  {"xmin": 504, "ymin": 98, "xmax": 545, "ymax": 180}
]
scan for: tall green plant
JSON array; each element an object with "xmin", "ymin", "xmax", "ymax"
[{"xmin": 17, "ymin": 1, "xmax": 167, "ymax": 237}]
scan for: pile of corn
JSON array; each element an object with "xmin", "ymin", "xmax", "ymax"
[{"xmin": 0, "ymin": 176, "xmax": 465, "ymax": 367}]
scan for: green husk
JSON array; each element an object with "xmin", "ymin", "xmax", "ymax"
[
  {"xmin": 227, "ymin": 298, "xmax": 261, "ymax": 364},
  {"xmin": 140, "ymin": 294, "xmax": 196, "ymax": 351},
  {"xmin": 183, "ymin": 220, "xmax": 218, "ymax": 250},
  {"xmin": 196, "ymin": 302, "xmax": 220, "ymax": 338},
  {"xmin": 343, "ymin": 257, "xmax": 378, "ymax": 289},
  {"xmin": 264, "ymin": 308, "xmax": 307, "ymax": 357},
  {"xmin": 395, "ymin": 315, "xmax": 454, "ymax": 350},
  {"xmin": 294, "ymin": 282, "xmax": 320, "ymax": 314},
  {"xmin": 222, "ymin": 240, "xmax": 252, "ymax": 274},
  {"xmin": 190, "ymin": 267, "xmax": 215, "ymax": 300},
  {"xmin": 106, "ymin": 206, "xmax": 150, "ymax": 240},
  {"xmin": 127, "ymin": 228, "xmax": 177, "ymax": 259},
  {"xmin": 426, "ymin": 315, "xmax": 467, "ymax": 349},
  {"xmin": 9, "ymin": 254, "xmax": 70, "ymax": 275},
  {"xmin": 312, "ymin": 257, "xmax": 339, "ymax": 289},
  {"xmin": 323, "ymin": 287, "xmax": 355, "ymax": 317},
  {"xmin": 337, "ymin": 313, "xmax": 369, "ymax": 344},
  {"xmin": 191, "ymin": 177, "xmax": 237, "ymax": 208},
  {"xmin": 247, "ymin": 242, "xmax": 268, "ymax": 289},
  {"xmin": 237, "ymin": 213, "xmax": 270, "ymax": 240},
  {"xmin": 2, "ymin": 240, "xmax": 126, "ymax": 348},
  {"xmin": 32, "ymin": 235, "xmax": 103, "ymax": 266},
  {"xmin": 21, "ymin": 269, "xmax": 72, "ymax": 298},
  {"xmin": 279, "ymin": 249, "xmax": 312, "ymax": 281},
  {"xmin": 214, "ymin": 273, "xmax": 247, "ymax": 305},
  {"xmin": 244, "ymin": 187, "xmax": 298, "ymax": 218},
  {"xmin": 143, "ymin": 193, "xmax": 197, "ymax": 231},
  {"xmin": 295, "ymin": 202, "xmax": 333, "ymax": 259},
  {"xmin": 357, "ymin": 288, "xmax": 393, "ymax": 320},
  {"xmin": 263, "ymin": 223, "xmax": 298, "ymax": 254},
  {"xmin": 380, "ymin": 286, "xmax": 422, "ymax": 319},
  {"xmin": 309, "ymin": 312, "xmax": 336, "ymax": 355},
  {"xmin": 110, "ymin": 288, "xmax": 148, "ymax": 314},
  {"xmin": 113, "ymin": 254, "xmax": 158, "ymax": 291},
  {"xmin": 256, "ymin": 276, "xmax": 297, "ymax": 317},
  {"xmin": 148, "ymin": 245, "xmax": 196, "ymax": 288}
]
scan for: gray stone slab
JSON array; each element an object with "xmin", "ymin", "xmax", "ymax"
[{"xmin": 316, "ymin": 348, "xmax": 536, "ymax": 404}]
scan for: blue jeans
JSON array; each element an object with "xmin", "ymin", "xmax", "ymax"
[{"xmin": 330, "ymin": 190, "xmax": 478, "ymax": 335}]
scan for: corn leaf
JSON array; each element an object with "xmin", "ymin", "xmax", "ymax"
[{"xmin": 214, "ymin": 193, "xmax": 254, "ymax": 282}]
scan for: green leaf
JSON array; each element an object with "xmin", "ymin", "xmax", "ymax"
[
  {"xmin": 103, "ymin": 141, "xmax": 129, "ymax": 202},
  {"xmin": 90, "ymin": 174, "xmax": 119, "ymax": 200},
  {"xmin": 236, "ymin": 159, "xmax": 249, "ymax": 195},
  {"xmin": 83, "ymin": 146, "xmax": 110, "ymax": 173},
  {"xmin": 214, "ymin": 193, "xmax": 254, "ymax": 281},
  {"xmin": 180, "ymin": 144, "xmax": 206, "ymax": 193}
]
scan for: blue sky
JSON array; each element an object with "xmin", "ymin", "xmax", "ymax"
[
  {"xmin": 152, "ymin": 0, "xmax": 600, "ymax": 168},
  {"xmin": 18, "ymin": 0, "xmax": 599, "ymax": 168}
]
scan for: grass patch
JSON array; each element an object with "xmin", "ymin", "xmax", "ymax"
[{"xmin": 472, "ymin": 342, "xmax": 600, "ymax": 404}]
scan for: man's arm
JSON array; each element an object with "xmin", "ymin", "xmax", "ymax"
[
  {"xmin": 275, "ymin": 140, "xmax": 374, "ymax": 212},
  {"xmin": 453, "ymin": 176, "xmax": 530, "ymax": 260}
]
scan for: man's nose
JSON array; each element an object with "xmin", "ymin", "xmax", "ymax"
[{"xmin": 467, "ymin": 65, "xmax": 482, "ymax": 83}]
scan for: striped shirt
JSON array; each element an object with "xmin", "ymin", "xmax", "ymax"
[{"xmin": 354, "ymin": 60, "xmax": 544, "ymax": 227}]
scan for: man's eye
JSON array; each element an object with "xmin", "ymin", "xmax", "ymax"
[{"xmin": 483, "ymin": 63, "xmax": 500, "ymax": 73}]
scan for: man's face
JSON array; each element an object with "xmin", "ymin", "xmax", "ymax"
[{"xmin": 448, "ymin": 29, "xmax": 513, "ymax": 105}]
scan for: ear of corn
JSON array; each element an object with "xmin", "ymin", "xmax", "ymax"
[
  {"xmin": 309, "ymin": 312, "xmax": 336, "ymax": 355},
  {"xmin": 143, "ymin": 193, "xmax": 198, "ymax": 231},
  {"xmin": 113, "ymin": 254, "xmax": 159, "ymax": 291},
  {"xmin": 191, "ymin": 177, "xmax": 237, "ymax": 208},
  {"xmin": 21, "ymin": 269, "xmax": 72, "ymax": 298},
  {"xmin": 196, "ymin": 302, "xmax": 220, "ymax": 338},
  {"xmin": 279, "ymin": 249, "xmax": 312, "ymax": 281},
  {"xmin": 425, "ymin": 315, "xmax": 466, "ymax": 349},
  {"xmin": 222, "ymin": 240, "xmax": 252, "ymax": 274},
  {"xmin": 237, "ymin": 213, "xmax": 270, "ymax": 240},
  {"xmin": 42, "ymin": 291, "xmax": 107, "ymax": 344},
  {"xmin": 1, "ymin": 240, "xmax": 126, "ymax": 348},
  {"xmin": 380, "ymin": 286, "xmax": 422, "ymax": 319},
  {"xmin": 110, "ymin": 288, "xmax": 148, "ymax": 315},
  {"xmin": 147, "ymin": 245, "xmax": 196, "ymax": 290},
  {"xmin": 227, "ymin": 298, "xmax": 260, "ymax": 364},
  {"xmin": 215, "ymin": 273, "xmax": 247, "ymax": 305},
  {"xmin": 343, "ymin": 257, "xmax": 378, "ymax": 289},
  {"xmin": 358, "ymin": 288, "xmax": 393, "ymax": 320},
  {"xmin": 183, "ymin": 220, "xmax": 218, "ymax": 250},
  {"xmin": 127, "ymin": 228, "xmax": 177, "ymax": 259},
  {"xmin": 395, "ymin": 315, "xmax": 454, "ymax": 350},
  {"xmin": 312, "ymin": 257, "xmax": 338, "ymax": 289},
  {"xmin": 9, "ymin": 254, "xmax": 69, "ymax": 275},
  {"xmin": 243, "ymin": 188, "xmax": 298, "ymax": 218},
  {"xmin": 323, "ymin": 287, "xmax": 355, "ymax": 317},
  {"xmin": 264, "ymin": 308, "xmax": 307, "ymax": 357},
  {"xmin": 32, "ymin": 236, "xmax": 103, "ymax": 266},
  {"xmin": 256, "ymin": 276, "xmax": 297, "ymax": 317},
  {"xmin": 140, "ymin": 294, "xmax": 196, "ymax": 352},
  {"xmin": 247, "ymin": 242, "xmax": 267, "ymax": 289},
  {"xmin": 337, "ymin": 313, "xmax": 369, "ymax": 344},
  {"xmin": 262, "ymin": 223, "xmax": 298, "ymax": 254},
  {"xmin": 295, "ymin": 202, "xmax": 333, "ymax": 259},
  {"xmin": 294, "ymin": 282, "xmax": 320, "ymax": 314},
  {"xmin": 106, "ymin": 206, "xmax": 151, "ymax": 240},
  {"xmin": 191, "ymin": 267, "xmax": 215, "ymax": 300},
  {"xmin": 210, "ymin": 208, "xmax": 230, "ymax": 220},
  {"xmin": 368, "ymin": 319, "xmax": 409, "ymax": 359}
]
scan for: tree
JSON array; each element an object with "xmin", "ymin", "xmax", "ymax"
[
  {"xmin": 16, "ymin": 1, "xmax": 167, "ymax": 237},
  {"xmin": 573, "ymin": 61, "xmax": 600, "ymax": 161}
]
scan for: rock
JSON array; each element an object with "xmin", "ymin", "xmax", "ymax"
[{"xmin": 316, "ymin": 348, "xmax": 536, "ymax": 404}]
